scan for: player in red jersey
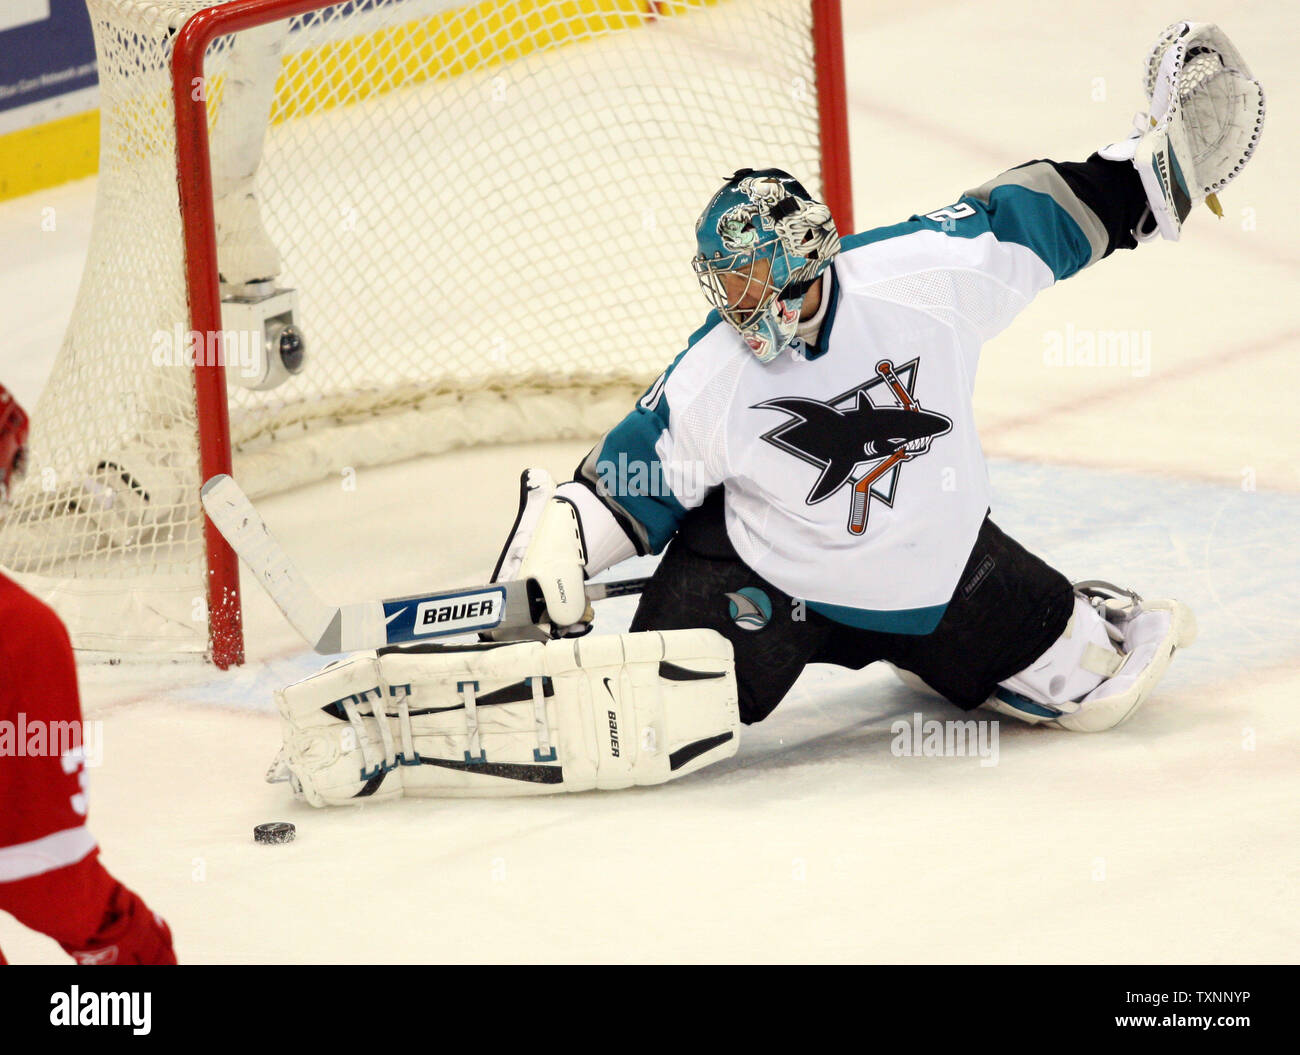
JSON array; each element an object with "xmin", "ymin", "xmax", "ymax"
[{"xmin": 0, "ymin": 384, "xmax": 175, "ymax": 964}]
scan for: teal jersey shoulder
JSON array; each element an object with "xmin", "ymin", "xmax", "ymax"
[{"xmin": 841, "ymin": 179, "xmax": 1096, "ymax": 281}]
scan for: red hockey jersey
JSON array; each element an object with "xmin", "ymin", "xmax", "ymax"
[{"xmin": 0, "ymin": 571, "xmax": 175, "ymax": 964}]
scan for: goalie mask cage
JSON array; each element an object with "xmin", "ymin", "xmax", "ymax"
[{"xmin": 0, "ymin": 0, "xmax": 851, "ymax": 668}]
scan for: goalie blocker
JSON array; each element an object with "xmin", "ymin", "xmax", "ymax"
[{"xmin": 274, "ymin": 629, "xmax": 739, "ymax": 806}]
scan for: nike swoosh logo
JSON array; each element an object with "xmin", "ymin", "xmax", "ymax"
[
  {"xmin": 385, "ymin": 607, "xmax": 408, "ymax": 625},
  {"xmin": 603, "ymin": 677, "xmax": 616, "ymax": 701}
]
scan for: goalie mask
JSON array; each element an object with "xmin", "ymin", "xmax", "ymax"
[{"xmin": 693, "ymin": 168, "xmax": 840, "ymax": 362}]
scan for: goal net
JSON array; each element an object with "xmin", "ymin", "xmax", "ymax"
[{"xmin": 0, "ymin": 0, "xmax": 850, "ymax": 665}]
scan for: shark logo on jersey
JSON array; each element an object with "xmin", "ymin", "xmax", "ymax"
[{"xmin": 755, "ymin": 358, "xmax": 952, "ymax": 535}]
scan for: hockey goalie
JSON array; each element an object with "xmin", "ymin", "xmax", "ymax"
[{"xmin": 272, "ymin": 21, "xmax": 1261, "ymax": 807}]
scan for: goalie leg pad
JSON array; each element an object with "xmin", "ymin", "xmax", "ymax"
[{"xmin": 275, "ymin": 629, "xmax": 739, "ymax": 806}]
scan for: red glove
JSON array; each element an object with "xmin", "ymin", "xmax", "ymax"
[{"xmin": 61, "ymin": 880, "xmax": 177, "ymax": 965}]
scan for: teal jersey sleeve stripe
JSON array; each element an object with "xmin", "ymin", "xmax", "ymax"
[
  {"xmin": 806, "ymin": 598, "xmax": 948, "ymax": 635},
  {"xmin": 591, "ymin": 412, "xmax": 688, "ymax": 553},
  {"xmin": 842, "ymin": 183, "xmax": 1094, "ymax": 281},
  {"xmin": 583, "ymin": 310, "xmax": 724, "ymax": 554}
]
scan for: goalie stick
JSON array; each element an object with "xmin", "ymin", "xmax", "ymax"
[{"xmin": 200, "ymin": 474, "xmax": 648, "ymax": 654}]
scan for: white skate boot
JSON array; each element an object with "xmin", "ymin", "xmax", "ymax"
[{"xmin": 986, "ymin": 581, "xmax": 1197, "ymax": 732}]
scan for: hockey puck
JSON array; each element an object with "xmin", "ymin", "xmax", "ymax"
[{"xmin": 253, "ymin": 821, "xmax": 295, "ymax": 845}]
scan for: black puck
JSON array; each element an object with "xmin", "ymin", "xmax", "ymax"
[{"xmin": 254, "ymin": 821, "xmax": 295, "ymax": 845}]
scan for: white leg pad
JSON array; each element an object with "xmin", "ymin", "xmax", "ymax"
[{"xmin": 275, "ymin": 630, "xmax": 739, "ymax": 806}]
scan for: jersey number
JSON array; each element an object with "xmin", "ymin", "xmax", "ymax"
[
  {"xmin": 924, "ymin": 202, "xmax": 977, "ymax": 223},
  {"xmin": 61, "ymin": 747, "xmax": 89, "ymax": 816},
  {"xmin": 639, "ymin": 369, "xmax": 669, "ymax": 413}
]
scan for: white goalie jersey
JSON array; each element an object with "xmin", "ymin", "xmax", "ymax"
[{"xmin": 578, "ymin": 160, "xmax": 1125, "ymax": 635}]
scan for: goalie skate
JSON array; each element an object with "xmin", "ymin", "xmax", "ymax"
[{"xmin": 988, "ymin": 582, "xmax": 1197, "ymax": 732}]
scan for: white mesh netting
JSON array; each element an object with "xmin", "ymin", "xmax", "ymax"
[{"xmin": 0, "ymin": 0, "xmax": 830, "ymax": 658}]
